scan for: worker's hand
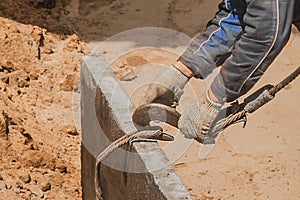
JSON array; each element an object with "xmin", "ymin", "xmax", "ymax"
[
  {"xmin": 178, "ymin": 90, "xmax": 223, "ymax": 144},
  {"xmin": 141, "ymin": 65, "xmax": 189, "ymax": 106}
]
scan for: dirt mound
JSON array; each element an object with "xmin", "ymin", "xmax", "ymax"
[
  {"xmin": 0, "ymin": 10, "xmax": 83, "ymax": 198},
  {"xmin": 0, "ymin": 0, "xmax": 299, "ymax": 199}
]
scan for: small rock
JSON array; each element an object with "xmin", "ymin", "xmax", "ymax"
[
  {"xmin": 0, "ymin": 181, "xmax": 5, "ymax": 190},
  {"xmin": 120, "ymin": 69, "xmax": 137, "ymax": 81},
  {"xmin": 59, "ymin": 74, "xmax": 76, "ymax": 92},
  {"xmin": 67, "ymin": 126, "xmax": 79, "ymax": 136},
  {"xmin": 15, "ymin": 181, "xmax": 24, "ymax": 189},
  {"xmin": 13, "ymin": 187, "xmax": 21, "ymax": 194},
  {"xmin": 0, "ymin": 174, "xmax": 3, "ymax": 180},
  {"xmin": 117, "ymin": 61, "xmax": 127, "ymax": 68},
  {"xmin": 5, "ymin": 181, "xmax": 12, "ymax": 189},
  {"xmin": 20, "ymin": 174, "xmax": 31, "ymax": 184},
  {"xmin": 16, "ymin": 25, "xmax": 33, "ymax": 35},
  {"xmin": 28, "ymin": 185, "xmax": 44, "ymax": 198},
  {"xmin": 47, "ymin": 161, "xmax": 56, "ymax": 171},
  {"xmin": 29, "ymin": 142, "xmax": 39, "ymax": 150},
  {"xmin": 40, "ymin": 181, "xmax": 51, "ymax": 192},
  {"xmin": 55, "ymin": 160, "xmax": 67, "ymax": 173},
  {"xmin": 57, "ymin": 165, "xmax": 67, "ymax": 174},
  {"xmin": 0, "ymin": 32, "xmax": 8, "ymax": 40},
  {"xmin": 0, "ymin": 73, "xmax": 7, "ymax": 82},
  {"xmin": 43, "ymin": 44, "xmax": 55, "ymax": 54}
]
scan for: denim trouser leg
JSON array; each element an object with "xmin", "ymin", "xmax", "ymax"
[{"xmin": 179, "ymin": 0, "xmax": 295, "ymax": 102}]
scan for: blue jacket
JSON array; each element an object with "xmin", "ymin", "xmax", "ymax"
[{"xmin": 179, "ymin": 0, "xmax": 300, "ymax": 102}]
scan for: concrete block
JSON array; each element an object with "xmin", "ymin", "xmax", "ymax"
[{"xmin": 81, "ymin": 55, "xmax": 191, "ymax": 199}]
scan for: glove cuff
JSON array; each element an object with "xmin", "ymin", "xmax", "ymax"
[
  {"xmin": 155, "ymin": 65, "xmax": 189, "ymax": 101},
  {"xmin": 170, "ymin": 65, "xmax": 189, "ymax": 100},
  {"xmin": 205, "ymin": 90, "xmax": 223, "ymax": 110}
]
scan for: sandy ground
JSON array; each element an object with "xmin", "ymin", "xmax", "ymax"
[
  {"xmin": 172, "ymin": 31, "xmax": 300, "ymax": 200},
  {"xmin": 0, "ymin": 0, "xmax": 299, "ymax": 200}
]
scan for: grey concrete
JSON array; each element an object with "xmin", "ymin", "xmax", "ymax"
[{"xmin": 81, "ymin": 55, "xmax": 192, "ymax": 200}]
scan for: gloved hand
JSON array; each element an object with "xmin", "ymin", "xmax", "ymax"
[
  {"xmin": 142, "ymin": 65, "xmax": 189, "ymax": 106},
  {"xmin": 178, "ymin": 90, "xmax": 223, "ymax": 144}
]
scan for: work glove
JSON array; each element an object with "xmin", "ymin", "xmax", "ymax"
[
  {"xmin": 178, "ymin": 90, "xmax": 223, "ymax": 144},
  {"xmin": 142, "ymin": 65, "xmax": 189, "ymax": 106}
]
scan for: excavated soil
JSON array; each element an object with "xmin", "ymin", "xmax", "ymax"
[{"xmin": 0, "ymin": 0, "xmax": 299, "ymax": 200}]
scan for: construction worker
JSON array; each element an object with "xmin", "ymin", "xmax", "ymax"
[{"xmin": 144, "ymin": 0, "xmax": 300, "ymax": 143}]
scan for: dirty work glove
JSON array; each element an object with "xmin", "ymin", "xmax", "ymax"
[
  {"xmin": 178, "ymin": 91, "xmax": 223, "ymax": 144},
  {"xmin": 142, "ymin": 65, "xmax": 189, "ymax": 106}
]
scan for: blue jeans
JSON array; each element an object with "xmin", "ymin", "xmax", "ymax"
[{"xmin": 179, "ymin": 0, "xmax": 299, "ymax": 102}]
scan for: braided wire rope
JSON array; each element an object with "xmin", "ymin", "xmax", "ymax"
[
  {"xmin": 95, "ymin": 129, "xmax": 162, "ymax": 200},
  {"xmin": 211, "ymin": 66, "xmax": 300, "ymax": 135}
]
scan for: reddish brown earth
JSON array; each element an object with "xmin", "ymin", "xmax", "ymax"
[{"xmin": 0, "ymin": 0, "xmax": 299, "ymax": 200}]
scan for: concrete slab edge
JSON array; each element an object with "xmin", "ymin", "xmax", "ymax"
[{"xmin": 81, "ymin": 55, "xmax": 191, "ymax": 200}]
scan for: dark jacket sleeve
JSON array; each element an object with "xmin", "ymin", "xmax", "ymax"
[
  {"xmin": 210, "ymin": 0, "xmax": 295, "ymax": 102},
  {"xmin": 178, "ymin": 0, "xmax": 244, "ymax": 79}
]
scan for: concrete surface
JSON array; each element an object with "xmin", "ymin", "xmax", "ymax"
[{"xmin": 80, "ymin": 55, "xmax": 191, "ymax": 200}]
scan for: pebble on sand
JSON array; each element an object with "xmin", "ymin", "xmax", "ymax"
[
  {"xmin": 40, "ymin": 181, "xmax": 51, "ymax": 192},
  {"xmin": 20, "ymin": 174, "xmax": 31, "ymax": 184},
  {"xmin": 0, "ymin": 181, "xmax": 5, "ymax": 190},
  {"xmin": 5, "ymin": 181, "xmax": 12, "ymax": 190},
  {"xmin": 28, "ymin": 185, "xmax": 44, "ymax": 198}
]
